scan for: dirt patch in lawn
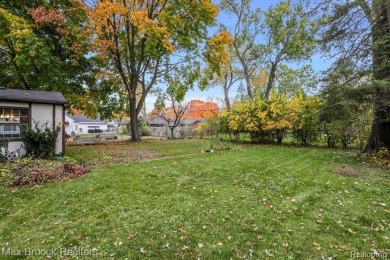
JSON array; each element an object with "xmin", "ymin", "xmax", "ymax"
[
  {"xmin": 111, "ymin": 150, "xmax": 155, "ymax": 164},
  {"xmin": 90, "ymin": 149, "xmax": 156, "ymax": 166},
  {"xmin": 335, "ymin": 165, "xmax": 365, "ymax": 178}
]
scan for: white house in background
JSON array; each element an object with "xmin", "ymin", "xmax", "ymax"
[
  {"xmin": 65, "ymin": 114, "xmax": 118, "ymax": 135},
  {"xmin": 0, "ymin": 88, "xmax": 67, "ymax": 155}
]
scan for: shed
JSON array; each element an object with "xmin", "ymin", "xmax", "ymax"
[{"xmin": 0, "ymin": 88, "xmax": 67, "ymax": 156}]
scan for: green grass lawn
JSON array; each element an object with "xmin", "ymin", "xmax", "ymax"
[{"xmin": 0, "ymin": 140, "xmax": 389, "ymax": 259}]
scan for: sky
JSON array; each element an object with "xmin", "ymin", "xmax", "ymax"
[{"xmin": 144, "ymin": 0, "xmax": 334, "ymax": 112}]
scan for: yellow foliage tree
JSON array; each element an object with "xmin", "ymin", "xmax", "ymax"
[{"xmin": 89, "ymin": 0, "xmax": 218, "ymax": 141}]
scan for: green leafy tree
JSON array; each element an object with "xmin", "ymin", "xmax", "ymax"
[
  {"xmin": 219, "ymin": 0, "xmax": 319, "ymax": 100},
  {"xmin": 318, "ymin": 0, "xmax": 390, "ymax": 151},
  {"xmin": 0, "ymin": 1, "xmax": 95, "ymax": 105},
  {"xmin": 219, "ymin": 0, "xmax": 264, "ymax": 99},
  {"xmin": 262, "ymin": 0, "xmax": 319, "ymax": 99},
  {"xmin": 275, "ymin": 65, "xmax": 318, "ymax": 98},
  {"xmin": 319, "ymin": 73, "xmax": 373, "ymax": 149}
]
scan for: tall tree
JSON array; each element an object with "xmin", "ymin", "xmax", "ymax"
[
  {"xmin": 0, "ymin": 0, "xmax": 94, "ymax": 103},
  {"xmin": 261, "ymin": 0, "xmax": 318, "ymax": 99},
  {"xmin": 274, "ymin": 65, "xmax": 318, "ymax": 98},
  {"xmin": 202, "ymin": 45, "xmax": 241, "ymax": 110},
  {"xmin": 219, "ymin": 0, "xmax": 318, "ymax": 100},
  {"xmin": 89, "ymin": 0, "xmax": 218, "ymax": 141},
  {"xmin": 220, "ymin": 0, "xmax": 263, "ymax": 99},
  {"xmin": 202, "ymin": 31, "xmax": 236, "ymax": 110},
  {"xmin": 319, "ymin": 0, "xmax": 390, "ymax": 151}
]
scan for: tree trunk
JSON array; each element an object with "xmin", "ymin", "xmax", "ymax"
[
  {"xmin": 224, "ymin": 85, "xmax": 231, "ymax": 110},
  {"xmin": 129, "ymin": 95, "xmax": 140, "ymax": 142},
  {"xmin": 244, "ymin": 67, "xmax": 254, "ymax": 99},
  {"xmin": 234, "ymin": 42, "xmax": 253, "ymax": 99},
  {"xmin": 264, "ymin": 61, "xmax": 278, "ymax": 99},
  {"xmin": 366, "ymin": 1, "xmax": 390, "ymax": 152},
  {"xmin": 366, "ymin": 90, "xmax": 382, "ymax": 151},
  {"xmin": 327, "ymin": 135, "xmax": 335, "ymax": 148},
  {"xmin": 170, "ymin": 127, "xmax": 174, "ymax": 139},
  {"xmin": 276, "ymin": 130, "xmax": 284, "ymax": 144}
]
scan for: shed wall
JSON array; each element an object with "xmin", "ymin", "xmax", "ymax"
[{"xmin": 0, "ymin": 102, "xmax": 64, "ymax": 156}]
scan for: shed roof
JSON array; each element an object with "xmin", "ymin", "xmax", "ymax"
[{"xmin": 0, "ymin": 88, "xmax": 67, "ymax": 105}]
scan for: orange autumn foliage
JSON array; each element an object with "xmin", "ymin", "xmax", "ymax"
[
  {"xmin": 184, "ymin": 99, "xmax": 220, "ymax": 119},
  {"xmin": 148, "ymin": 99, "xmax": 219, "ymax": 120}
]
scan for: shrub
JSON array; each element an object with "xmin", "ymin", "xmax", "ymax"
[
  {"xmin": 21, "ymin": 121, "xmax": 61, "ymax": 159},
  {"xmin": 138, "ymin": 122, "xmax": 151, "ymax": 136},
  {"xmin": 0, "ymin": 138, "xmax": 9, "ymax": 162},
  {"xmin": 195, "ymin": 122, "xmax": 210, "ymax": 139},
  {"xmin": 291, "ymin": 97, "xmax": 320, "ymax": 146},
  {"xmin": 226, "ymin": 93, "xmax": 320, "ymax": 145}
]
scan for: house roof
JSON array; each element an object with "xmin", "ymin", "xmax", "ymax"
[
  {"xmin": 147, "ymin": 118, "xmax": 167, "ymax": 125},
  {"xmin": 146, "ymin": 118, "xmax": 205, "ymax": 126},
  {"xmin": 66, "ymin": 114, "xmax": 105, "ymax": 123},
  {"xmin": 180, "ymin": 118, "xmax": 205, "ymax": 125},
  {"xmin": 117, "ymin": 120, "xmax": 129, "ymax": 125},
  {"xmin": 0, "ymin": 88, "xmax": 67, "ymax": 104}
]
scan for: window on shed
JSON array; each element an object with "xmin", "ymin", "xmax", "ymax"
[{"xmin": 0, "ymin": 108, "xmax": 29, "ymax": 139}]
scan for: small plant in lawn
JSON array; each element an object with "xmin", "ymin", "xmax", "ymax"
[
  {"xmin": 209, "ymin": 138, "xmax": 231, "ymax": 152},
  {"xmin": 0, "ymin": 138, "xmax": 9, "ymax": 162}
]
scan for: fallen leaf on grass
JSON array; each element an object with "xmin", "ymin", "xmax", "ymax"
[
  {"xmin": 114, "ymin": 238, "xmax": 123, "ymax": 246},
  {"xmin": 265, "ymin": 249, "xmax": 273, "ymax": 256},
  {"xmin": 234, "ymin": 245, "xmax": 242, "ymax": 257},
  {"xmin": 313, "ymin": 242, "xmax": 321, "ymax": 250},
  {"xmin": 338, "ymin": 244, "xmax": 346, "ymax": 251},
  {"xmin": 127, "ymin": 234, "xmax": 137, "ymax": 240}
]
